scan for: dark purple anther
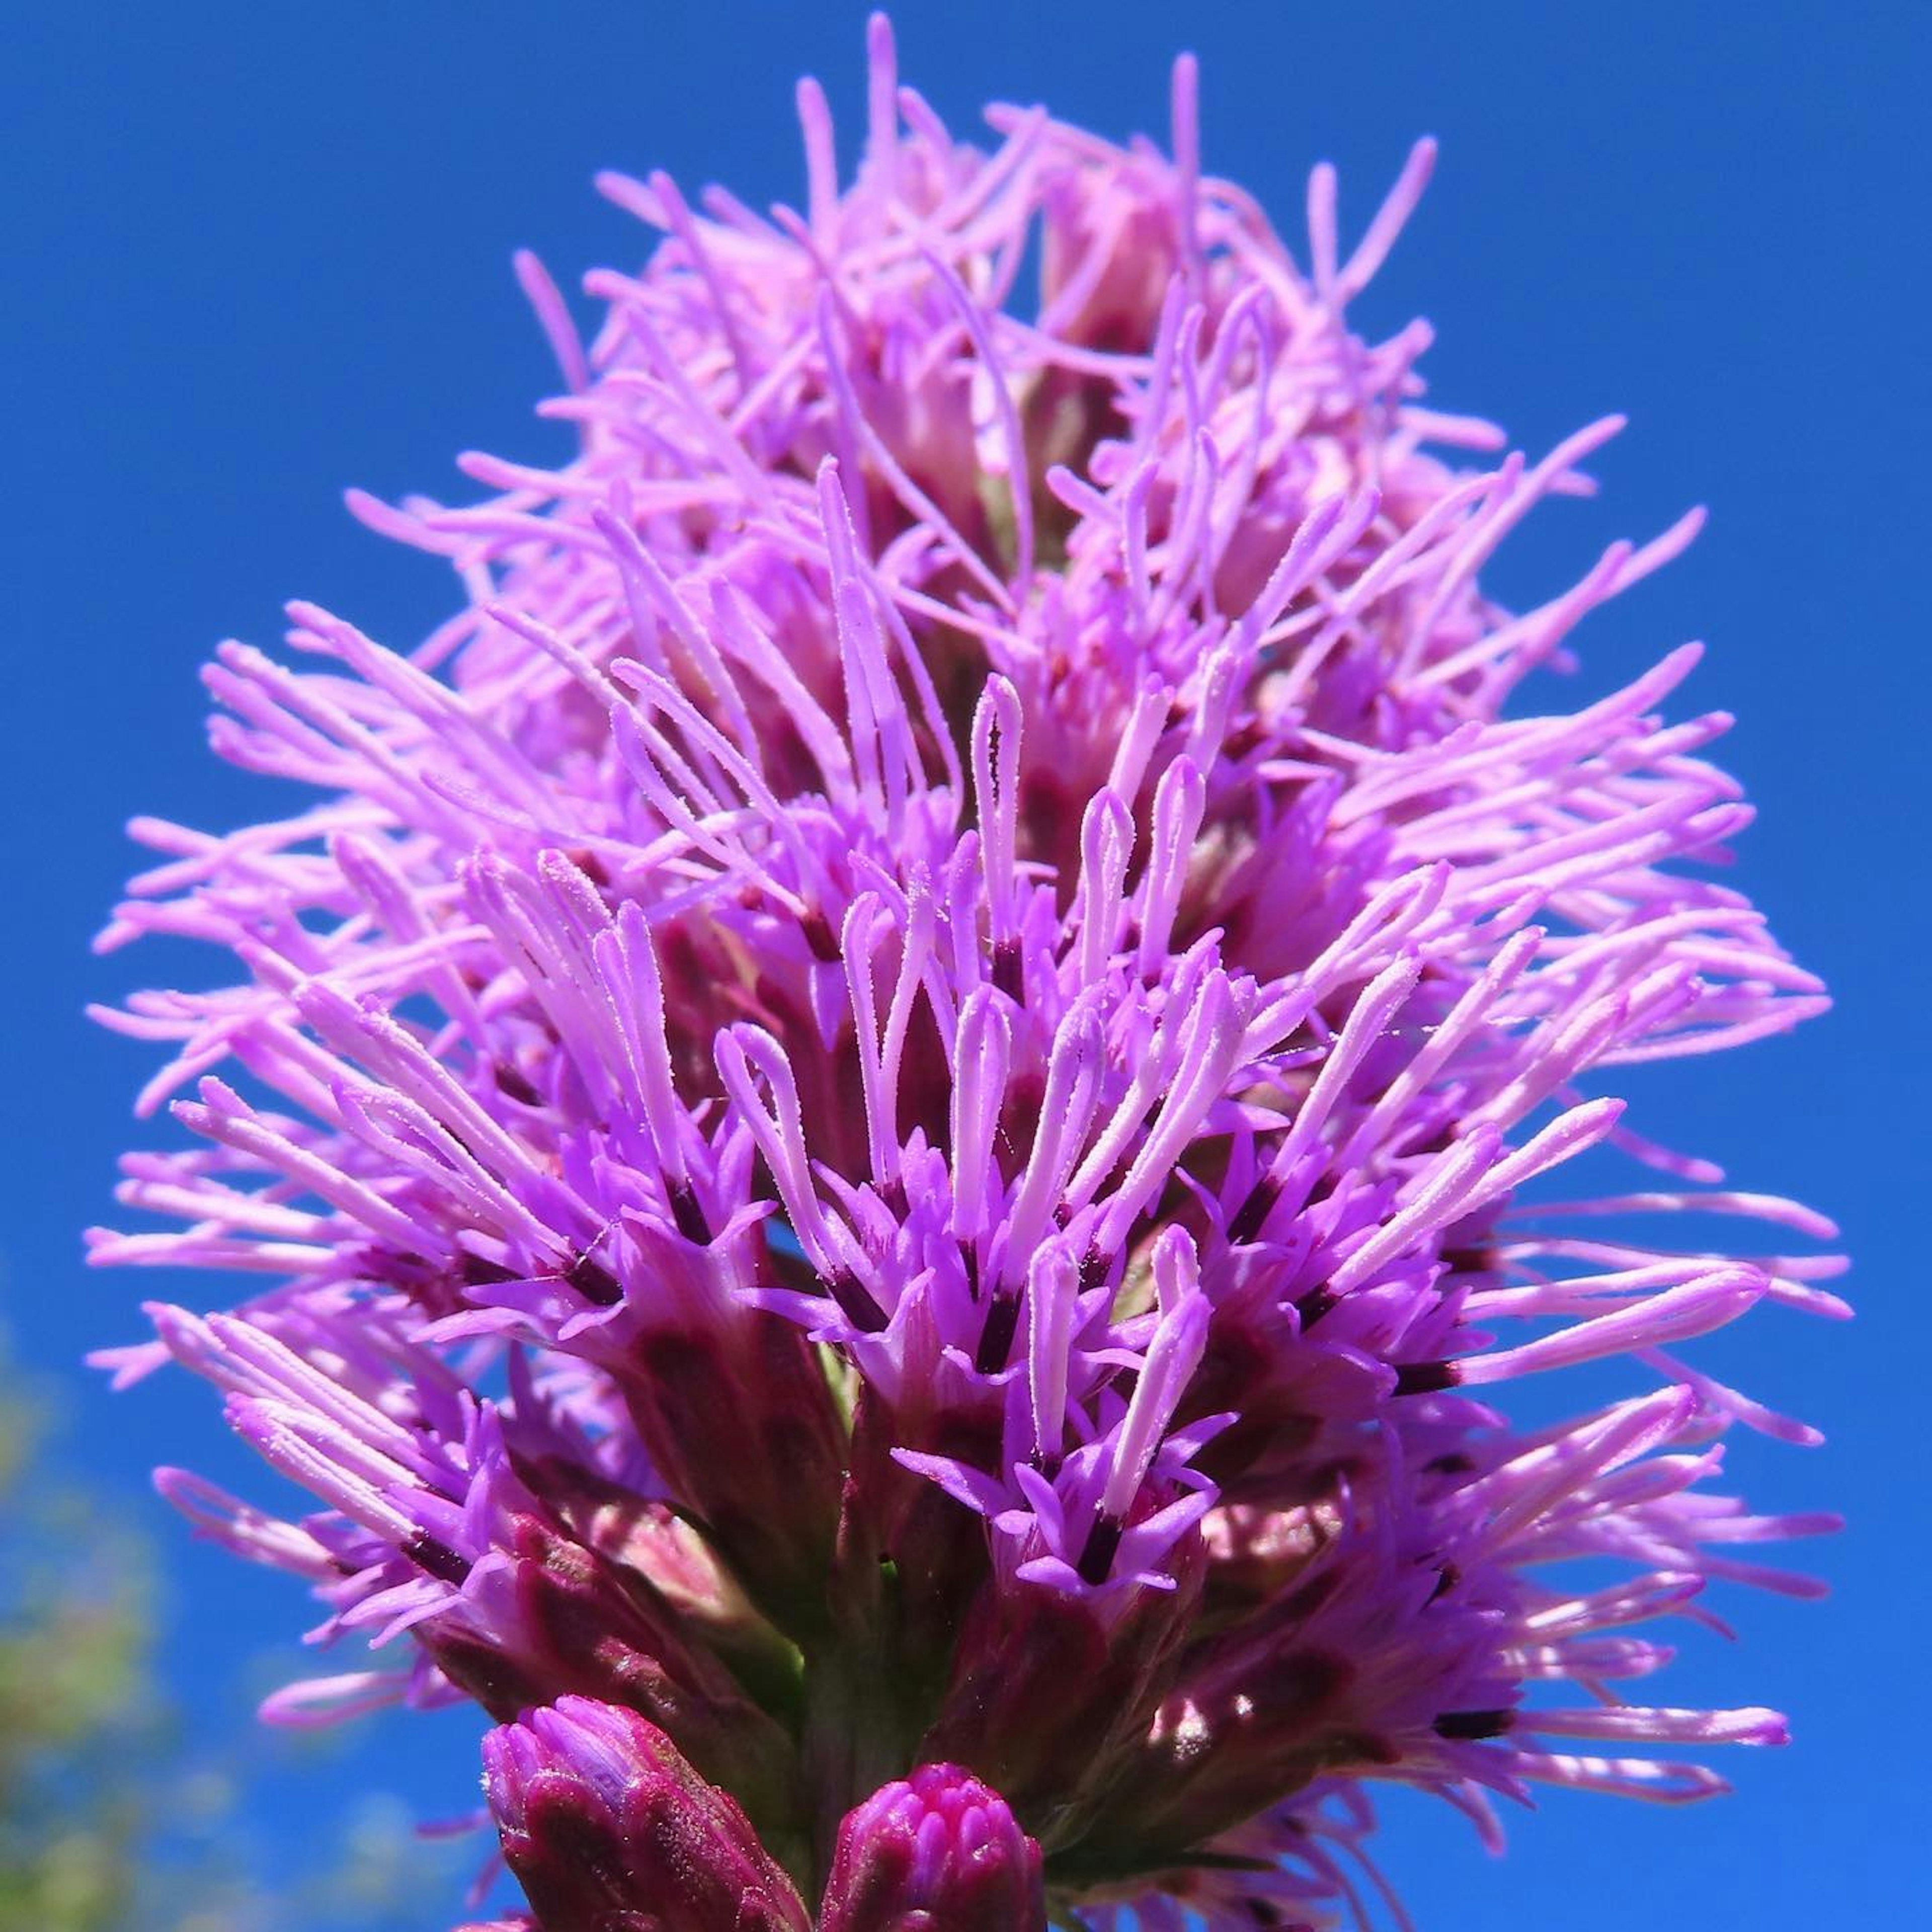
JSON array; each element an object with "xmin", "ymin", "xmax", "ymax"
[
  {"xmin": 669, "ymin": 1179, "xmax": 712, "ymax": 1246},
  {"xmin": 990, "ymin": 937, "xmax": 1024, "ymax": 1004},
  {"xmin": 1433, "ymin": 1707, "xmax": 1515, "ymax": 1741},
  {"xmin": 1076, "ymin": 1513, "xmax": 1123, "ymax": 1587},
  {"xmin": 565, "ymin": 1252, "xmax": 622, "ymax": 1308},
  {"xmin": 827, "ymin": 1266, "xmax": 890, "ymax": 1335},
  {"xmin": 1226, "ymin": 1176, "xmax": 1280, "ymax": 1247},
  {"xmin": 974, "ymin": 1292, "xmax": 1021, "ymax": 1373}
]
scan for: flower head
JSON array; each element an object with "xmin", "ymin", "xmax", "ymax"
[{"xmin": 94, "ymin": 15, "xmax": 1840, "ymax": 1928}]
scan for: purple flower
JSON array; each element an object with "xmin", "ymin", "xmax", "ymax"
[{"xmin": 93, "ymin": 15, "xmax": 1841, "ymax": 1928}]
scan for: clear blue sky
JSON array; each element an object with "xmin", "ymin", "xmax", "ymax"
[{"xmin": 4, "ymin": 2, "xmax": 1925, "ymax": 1923}]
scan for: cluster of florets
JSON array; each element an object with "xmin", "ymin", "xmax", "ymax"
[{"xmin": 93, "ymin": 18, "xmax": 1839, "ymax": 1929}]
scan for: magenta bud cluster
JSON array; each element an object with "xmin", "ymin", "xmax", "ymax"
[{"xmin": 94, "ymin": 15, "xmax": 1839, "ymax": 1929}]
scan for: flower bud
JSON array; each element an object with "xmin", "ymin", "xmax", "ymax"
[
  {"xmin": 484, "ymin": 1696, "xmax": 810, "ymax": 1932},
  {"xmin": 818, "ymin": 1764, "xmax": 1045, "ymax": 1932}
]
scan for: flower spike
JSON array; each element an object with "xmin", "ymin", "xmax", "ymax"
[{"xmin": 96, "ymin": 19, "xmax": 1837, "ymax": 1931}]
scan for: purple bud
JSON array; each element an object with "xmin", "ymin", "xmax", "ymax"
[
  {"xmin": 483, "ymin": 1696, "xmax": 810, "ymax": 1932},
  {"xmin": 818, "ymin": 1764, "xmax": 1045, "ymax": 1932}
]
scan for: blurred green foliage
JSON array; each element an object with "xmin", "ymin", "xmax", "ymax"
[
  {"xmin": 0, "ymin": 1361, "xmax": 151, "ymax": 1931},
  {"xmin": 0, "ymin": 1340, "xmax": 471, "ymax": 1930}
]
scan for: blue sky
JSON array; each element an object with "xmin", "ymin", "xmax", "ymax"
[{"xmin": 4, "ymin": 1, "xmax": 1926, "ymax": 1923}]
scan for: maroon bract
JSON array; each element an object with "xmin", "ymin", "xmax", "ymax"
[{"xmin": 93, "ymin": 15, "xmax": 1840, "ymax": 1928}]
